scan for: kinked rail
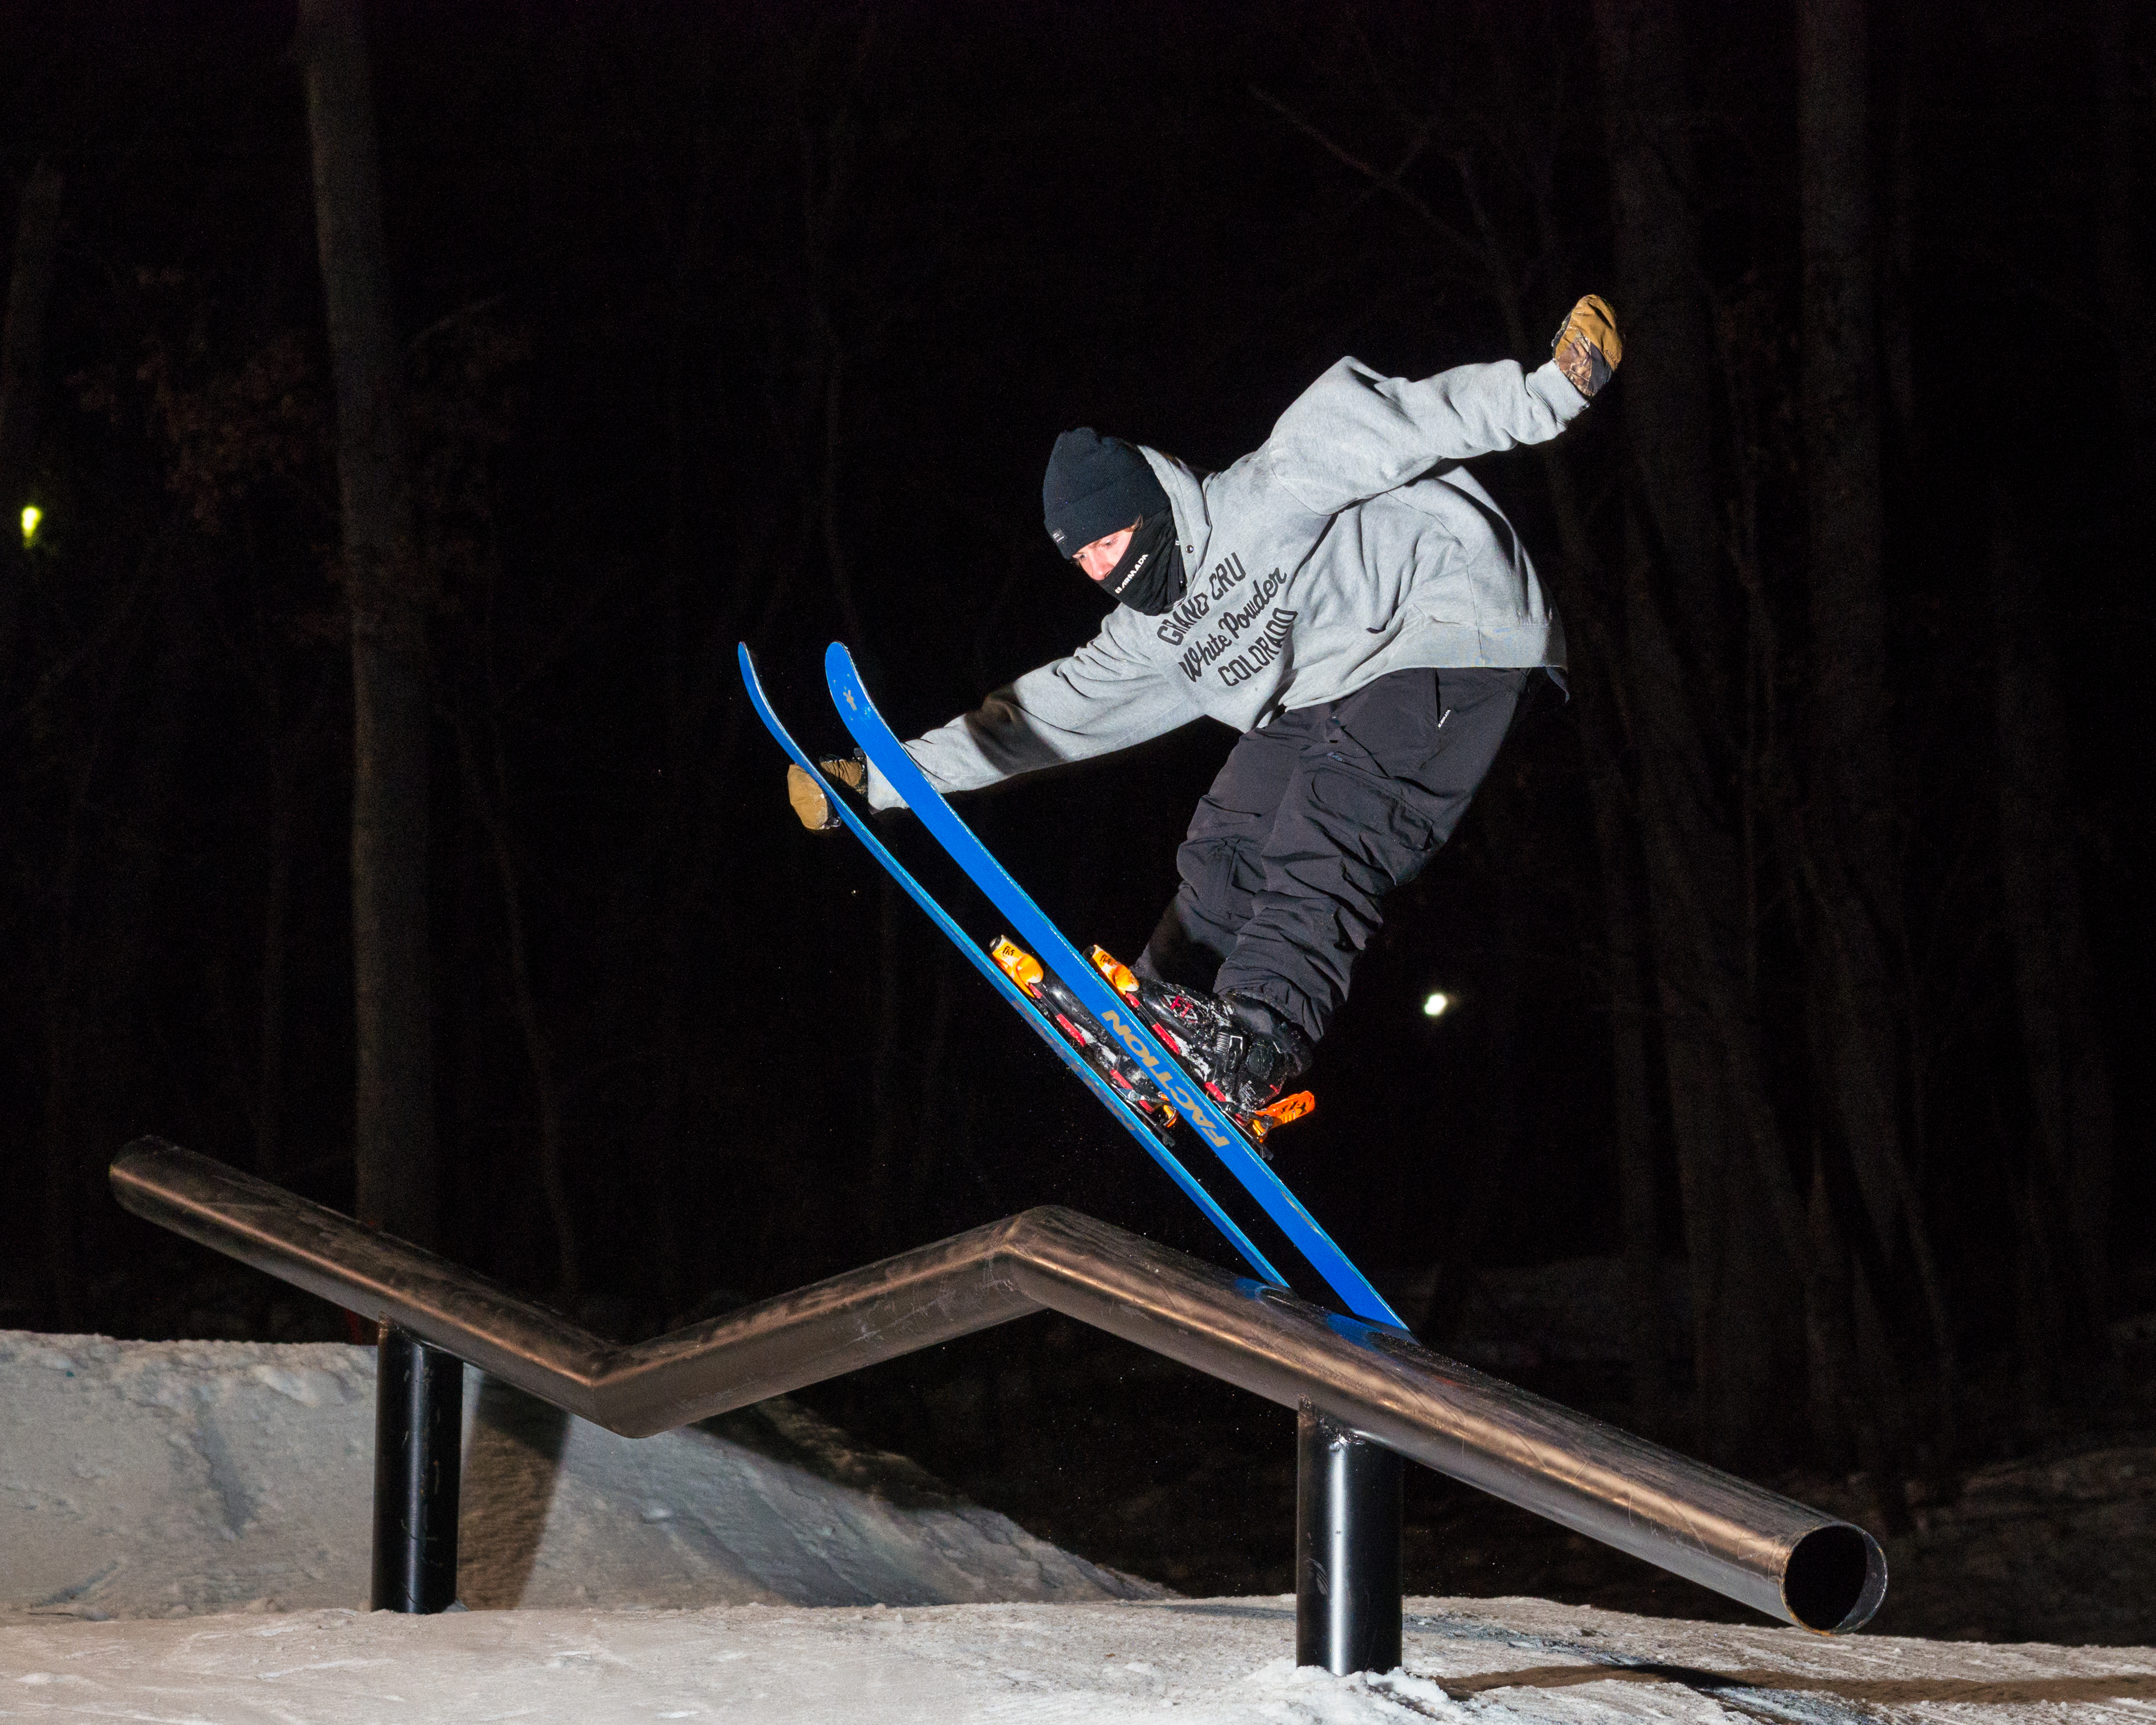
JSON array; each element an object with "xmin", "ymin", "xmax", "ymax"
[{"xmin": 109, "ymin": 1138, "xmax": 1884, "ymax": 1658}]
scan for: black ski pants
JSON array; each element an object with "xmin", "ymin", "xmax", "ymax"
[{"xmin": 1138, "ymin": 665, "xmax": 1531, "ymax": 1042}]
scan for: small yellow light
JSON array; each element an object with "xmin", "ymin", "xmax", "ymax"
[
  {"xmin": 1422, "ymin": 991, "xmax": 1451, "ymax": 1019},
  {"xmin": 20, "ymin": 504, "xmax": 41, "ymax": 548}
]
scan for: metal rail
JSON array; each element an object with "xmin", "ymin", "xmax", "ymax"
[{"xmin": 110, "ymin": 1138, "xmax": 1884, "ymax": 1634}]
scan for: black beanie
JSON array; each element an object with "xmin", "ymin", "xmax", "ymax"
[{"xmin": 1042, "ymin": 428, "xmax": 1170, "ymax": 555}]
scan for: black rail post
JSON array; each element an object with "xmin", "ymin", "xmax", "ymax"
[
  {"xmin": 1295, "ymin": 1399, "xmax": 1402, "ymax": 1674},
  {"xmin": 370, "ymin": 1322, "xmax": 464, "ymax": 1612}
]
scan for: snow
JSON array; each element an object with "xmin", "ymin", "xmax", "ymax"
[
  {"xmin": 6, "ymin": 1333, "xmax": 2153, "ymax": 1721},
  {"xmin": 3, "ymin": 1596, "xmax": 2153, "ymax": 1723},
  {"xmin": 0, "ymin": 1333, "xmax": 1153, "ymax": 1621}
]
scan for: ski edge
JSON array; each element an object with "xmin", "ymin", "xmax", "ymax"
[{"xmin": 736, "ymin": 643, "xmax": 1287, "ymax": 1289}]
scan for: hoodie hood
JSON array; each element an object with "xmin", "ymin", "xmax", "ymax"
[{"xmin": 1139, "ymin": 446, "xmax": 1213, "ymax": 574}]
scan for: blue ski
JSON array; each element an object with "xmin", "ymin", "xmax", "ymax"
[
  {"xmin": 738, "ymin": 644, "xmax": 1286, "ymax": 1289},
  {"xmin": 823, "ymin": 641, "xmax": 1409, "ymax": 1331}
]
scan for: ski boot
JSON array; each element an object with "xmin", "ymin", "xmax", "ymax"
[
  {"xmin": 1085, "ymin": 946, "xmax": 1317, "ymax": 1148},
  {"xmin": 990, "ymin": 938, "xmax": 1180, "ymax": 1143}
]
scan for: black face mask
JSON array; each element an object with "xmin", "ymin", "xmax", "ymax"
[{"xmin": 1098, "ymin": 511, "xmax": 1185, "ymax": 616}]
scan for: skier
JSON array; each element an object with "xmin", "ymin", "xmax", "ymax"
[{"xmin": 788, "ymin": 297, "xmax": 1621, "ymax": 1121}]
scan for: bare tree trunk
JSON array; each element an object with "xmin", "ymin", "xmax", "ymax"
[
  {"xmin": 1990, "ymin": 506, "xmax": 2114, "ymax": 1380},
  {"xmin": 1796, "ymin": 0, "xmax": 1930, "ymax": 1479},
  {"xmin": 1586, "ymin": 0, "xmax": 1813, "ymax": 1461},
  {"xmin": 907, "ymin": 946, "xmax": 957, "ymax": 1227},
  {"xmin": 866, "ymin": 877, "xmax": 904, "ymax": 1249},
  {"xmin": 459, "ymin": 725, "xmax": 578, "ymax": 1305},
  {"xmin": 1589, "ymin": 0, "xmax": 1728, "ymax": 685},
  {"xmin": 1533, "ymin": 555, "xmax": 1671, "ymax": 1431},
  {"xmin": 647, "ymin": 337, "xmax": 691, "ymax": 1316},
  {"xmin": 1544, "ymin": 491, "xmax": 1808, "ymax": 1465},
  {"xmin": 43, "ymin": 567, "xmax": 207, "ymax": 1323},
  {"xmin": 0, "ymin": 163, "xmax": 60, "ymax": 489},
  {"xmin": 1880, "ymin": 0, "xmax": 1921, "ymax": 455},
  {"xmin": 256, "ymin": 758, "xmax": 297, "ymax": 1178},
  {"xmin": 299, "ymin": 0, "xmax": 435, "ymax": 1242},
  {"xmin": 41, "ymin": 996, "xmax": 84, "ymax": 1328},
  {"xmin": 1583, "ymin": 715, "xmax": 1669, "ymax": 1431},
  {"xmin": 2096, "ymin": 0, "xmax": 2152, "ymax": 504},
  {"xmin": 38, "ymin": 820, "xmax": 86, "ymax": 1330},
  {"xmin": 4, "ymin": 163, "xmax": 69, "ymax": 1321},
  {"xmin": 0, "ymin": 161, "xmax": 64, "ymax": 679},
  {"xmin": 1803, "ymin": 1149, "xmax": 1863, "ymax": 1469},
  {"xmin": 1797, "ymin": 0, "xmax": 1896, "ymax": 1214},
  {"xmin": 1631, "ymin": 736, "xmax": 1811, "ymax": 1461},
  {"xmin": 252, "ymin": 658, "xmax": 331, "ymax": 1181}
]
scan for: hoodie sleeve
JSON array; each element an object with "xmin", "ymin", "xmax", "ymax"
[
  {"xmin": 865, "ymin": 616, "xmax": 1197, "ymax": 811},
  {"xmin": 1259, "ymin": 356, "xmax": 1589, "ymax": 517}
]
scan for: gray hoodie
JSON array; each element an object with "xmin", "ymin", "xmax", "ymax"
[{"xmin": 866, "ymin": 354, "xmax": 1588, "ymax": 811}]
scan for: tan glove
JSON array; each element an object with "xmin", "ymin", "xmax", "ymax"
[
  {"xmin": 787, "ymin": 751, "xmax": 868, "ymax": 832},
  {"xmin": 1552, "ymin": 294, "xmax": 1622, "ymax": 399}
]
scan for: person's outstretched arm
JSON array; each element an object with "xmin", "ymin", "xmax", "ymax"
[
  {"xmin": 859, "ymin": 616, "xmax": 1194, "ymax": 811},
  {"xmin": 1261, "ymin": 294, "xmax": 1621, "ymax": 517}
]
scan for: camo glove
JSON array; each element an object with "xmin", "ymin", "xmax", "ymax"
[
  {"xmin": 787, "ymin": 750, "xmax": 868, "ymax": 832},
  {"xmin": 1552, "ymin": 294, "xmax": 1623, "ymax": 399}
]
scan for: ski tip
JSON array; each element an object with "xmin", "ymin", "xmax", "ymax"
[{"xmin": 823, "ymin": 642, "xmax": 869, "ymax": 713}]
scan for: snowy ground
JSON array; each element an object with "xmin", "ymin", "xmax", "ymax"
[
  {"xmin": 7, "ymin": 1334, "xmax": 2155, "ymax": 1721},
  {"xmin": 0, "ymin": 1333, "xmax": 1151, "ymax": 1620},
  {"xmin": 5, "ymin": 1596, "xmax": 2155, "ymax": 1724}
]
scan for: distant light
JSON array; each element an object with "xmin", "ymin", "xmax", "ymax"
[
  {"xmin": 1422, "ymin": 991, "xmax": 1451, "ymax": 1019},
  {"xmin": 19, "ymin": 504, "xmax": 40, "ymax": 548}
]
